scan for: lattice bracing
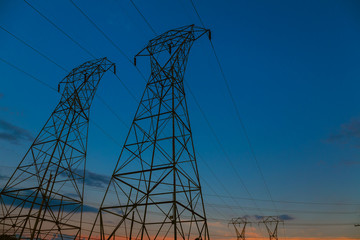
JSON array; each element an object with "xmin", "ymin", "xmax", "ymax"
[
  {"xmin": 0, "ymin": 57, "xmax": 115, "ymax": 239},
  {"xmin": 89, "ymin": 25, "xmax": 211, "ymax": 240},
  {"xmin": 260, "ymin": 216, "xmax": 283, "ymax": 240},
  {"xmin": 229, "ymin": 218, "xmax": 249, "ymax": 240}
]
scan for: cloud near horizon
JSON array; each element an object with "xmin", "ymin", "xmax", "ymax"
[
  {"xmin": 251, "ymin": 214, "xmax": 295, "ymax": 221},
  {"xmin": 328, "ymin": 117, "xmax": 360, "ymax": 147},
  {"xmin": 0, "ymin": 119, "xmax": 33, "ymax": 144},
  {"xmin": 84, "ymin": 170, "xmax": 111, "ymax": 188},
  {"xmin": 57, "ymin": 168, "xmax": 110, "ymax": 189},
  {"xmin": 0, "ymin": 188, "xmax": 98, "ymax": 213}
]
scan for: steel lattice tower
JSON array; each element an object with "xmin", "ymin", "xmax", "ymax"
[
  {"xmin": 0, "ymin": 58, "xmax": 115, "ymax": 239},
  {"xmin": 89, "ymin": 25, "xmax": 211, "ymax": 240},
  {"xmin": 260, "ymin": 216, "xmax": 283, "ymax": 240},
  {"xmin": 229, "ymin": 218, "xmax": 249, "ymax": 240}
]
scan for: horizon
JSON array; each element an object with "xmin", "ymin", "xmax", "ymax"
[{"xmin": 0, "ymin": 0, "xmax": 360, "ymax": 239}]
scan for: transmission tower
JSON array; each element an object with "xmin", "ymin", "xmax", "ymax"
[
  {"xmin": 89, "ymin": 25, "xmax": 211, "ymax": 240},
  {"xmin": 259, "ymin": 216, "xmax": 283, "ymax": 240},
  {"xmin": 0, "ymin": 57, "xmax": 115, "ymax": 239},
  {"xmin": 229, "ymin": 218, "xmax": 249, "ymax": 240}
]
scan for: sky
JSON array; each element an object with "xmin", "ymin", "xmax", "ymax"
[{"xmin": 0, "ymin": 0, "xmax": 360, "ymax": 239}]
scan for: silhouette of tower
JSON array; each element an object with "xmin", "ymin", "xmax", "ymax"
[
  {"xmin": 260, "ymin": 216, "xmax": 283, "ymax": 240},
  {"xmin": 230, "ymin": 218, "xmax": 249, "ymax": 240},
  {"xmin": 89, "ymin": 25, "xmax": 211, "ymax": 240},
  {"xmin": 0, "ymin": 58, "xmax": 115, "ymax": 239}
]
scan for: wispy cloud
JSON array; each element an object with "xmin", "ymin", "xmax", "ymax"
[
  {"xmin": 278, "ymin": 214, "xmax": 295, "ymax": 220},
  {"xmin": 0, "ymin": 119, "xmax": 33, "ymax": 144},
  {"xmin": 339, "ymin": 160, "xmax": 360, "ymax": 166},
  {"xmin": 0, "ymin": 107, "xmax": 24, "ymax": 116},
  {"xmin": 253, "ymin": 214, "xmax": 263, "ymax": 220},
  {"xmin": 59, "ymin": 169, "xmax": 110, "ymax": 188},
  {"xmin": 85, "ymin": 170, "xmax": 110, "ymax": 188},
  {"xmin": 328, "ymin": 118, "xmax": 360, "ymax": 147},
  {"xmin": 252, "ymin": 214, "xmax": 295, "ymax": 221},
  {"xmin": 0, "ymin": 188, "xmax": 98, "ymax": 213},
  {"xmin": 0, "ymin": 173, "xmax": 8, "ymax": 181}
]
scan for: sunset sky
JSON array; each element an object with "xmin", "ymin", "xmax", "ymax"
[{"xmin": 1, "ymin": 0, "xmax": 360, "ymax": 239}]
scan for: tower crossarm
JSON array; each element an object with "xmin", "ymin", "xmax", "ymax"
[
  {"xmin": 58, "ymin": 57, "xmax": 115, "ymax": 113},
  {"xmin": 134, "ymin": 25, "xmax": 210, "ymax": 59}
]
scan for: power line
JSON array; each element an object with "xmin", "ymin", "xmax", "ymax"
[
  {"xmin": 0, "ymin": 56, "xmax": 57, "ymax": 92},
  {"xmin": 206, "ymin": 203, "xmax": 358, "ymax": 215},
  {"xmin": 90, "ymin": 120, "xmax": 123, "ymax": 147},
  {"xmin": 68, "ymin": 185, "xmax": 360, "ymax": 215},
  {"xmin": 200, "ymin": 171, "xmax": 248, "ymax": 216},
  {"xmin": 188, "ymin": 0, "xmax": 279, "ymax": 215},
  {"xmin": 198, "ymin": 153, "xmax": 249, "ymax": 215},
  {"xmin": 113, "ymin": 74, "xmax": 138, "ymax": 102},
  {"xmin": 11, "ymin": 0, "xmax": 139, "ymax": 128},
  {"xmin": 64, "ymin": 216, "xmax": 356, "ymax": 240},
  {"xmin": 0, "ymin": 163, "xmax": 357, "ymax": 208},
  {"xmin": 68, "ymin": 0, "xmax": 265, "ymax": 219},
  {"xmin": 129, "ymin": 0, "xmax": 157, "ymax": 35},
  {"xmin": 68, "ymin": 0, "xmax": 147, "ymax": 94},
  {"xmin": 0, "ymin": 164, "xmax": 357, "ymax": 217},
  {"xmin": 24, "ymin": 0, "xmax": 139, "ymax": 101},
  {"xmin": 75, "ymin": 205, "xmax": 358, "ymax": 227},
  {"xmin": 4, "ymin": 3, "xmax": 357, "ymax": 238},
  {"xmin": 209, "ymin": 38, "xmax": 278, "ymax": 211},
  {"xmin": 96, "ymin": 95, "xmax": 129, "ymax": 129},
  {"xmin": 11, "ymin": 1, "xmax": 358, "ymax": 236},
  {"xmin": 122, "ymin": 0, "xmax": 278, "ymax": 223},
  {"xmin": 4, "ymin": 4, "xmax": 248, "ymax": 231},
  {"xmin": 189, "ymin": 0, "xmax": 205, "ymax": 28},
  {"xmin": 118, "ymin": 0, "xmax": 264, "ymax": 219},
  {"xmin": 0, "ymin": 24, "xmax": 132, "ymax": 131},
  {"xmin": 81, "ymin": 190, "xmax": 360, "ymax": 217},
  {"xmin": 186, "ymin": 82, "xmax": 263, "ymax": 216},
  {"xmin": 211, "ymin": 23, "xmax": 279, "ymax": 214},
  {"xmin": 124, "ymin": 0, "xmax": 265, "ymax": 218},
  {"xmin": 0, "ymin": 56, "xmax": 124, "ymax": 151},
  {"xmin": 68, "ymin": 0, "xmax": 130, "ymax": 62},
  {"xmin": 0, "ymin": 25, "xmax": 68, "ymax": 72},
  {"xmin": 23, "ymin": 0, "xmax": 95, "ymax": 58},
  {"xmin": 0, "ymin": 163, "xmax": 356, "ymax": 208},
  {"xmin": 205, "ymin": 194, "xmax": 360, "ymax": 206}
]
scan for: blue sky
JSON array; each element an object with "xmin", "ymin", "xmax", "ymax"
[{"xmin": 1, "ymin": 0, "xmax": 360, "ymax": 239}]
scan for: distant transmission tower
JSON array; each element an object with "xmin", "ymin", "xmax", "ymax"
[
  {"xmin": 260, "ymin": 216, "xmax": 283, "ymax": 240},
  {"xmin": 89, "ymin": 25, "xmax": 211, "ymax": 240},
  {"xmin": 0, "ymin": 58, "xmax": 115, "ymax": 239},
  {"xmin": 229, "ymin": 217, "xmax": 249, "ymax": 240}
]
